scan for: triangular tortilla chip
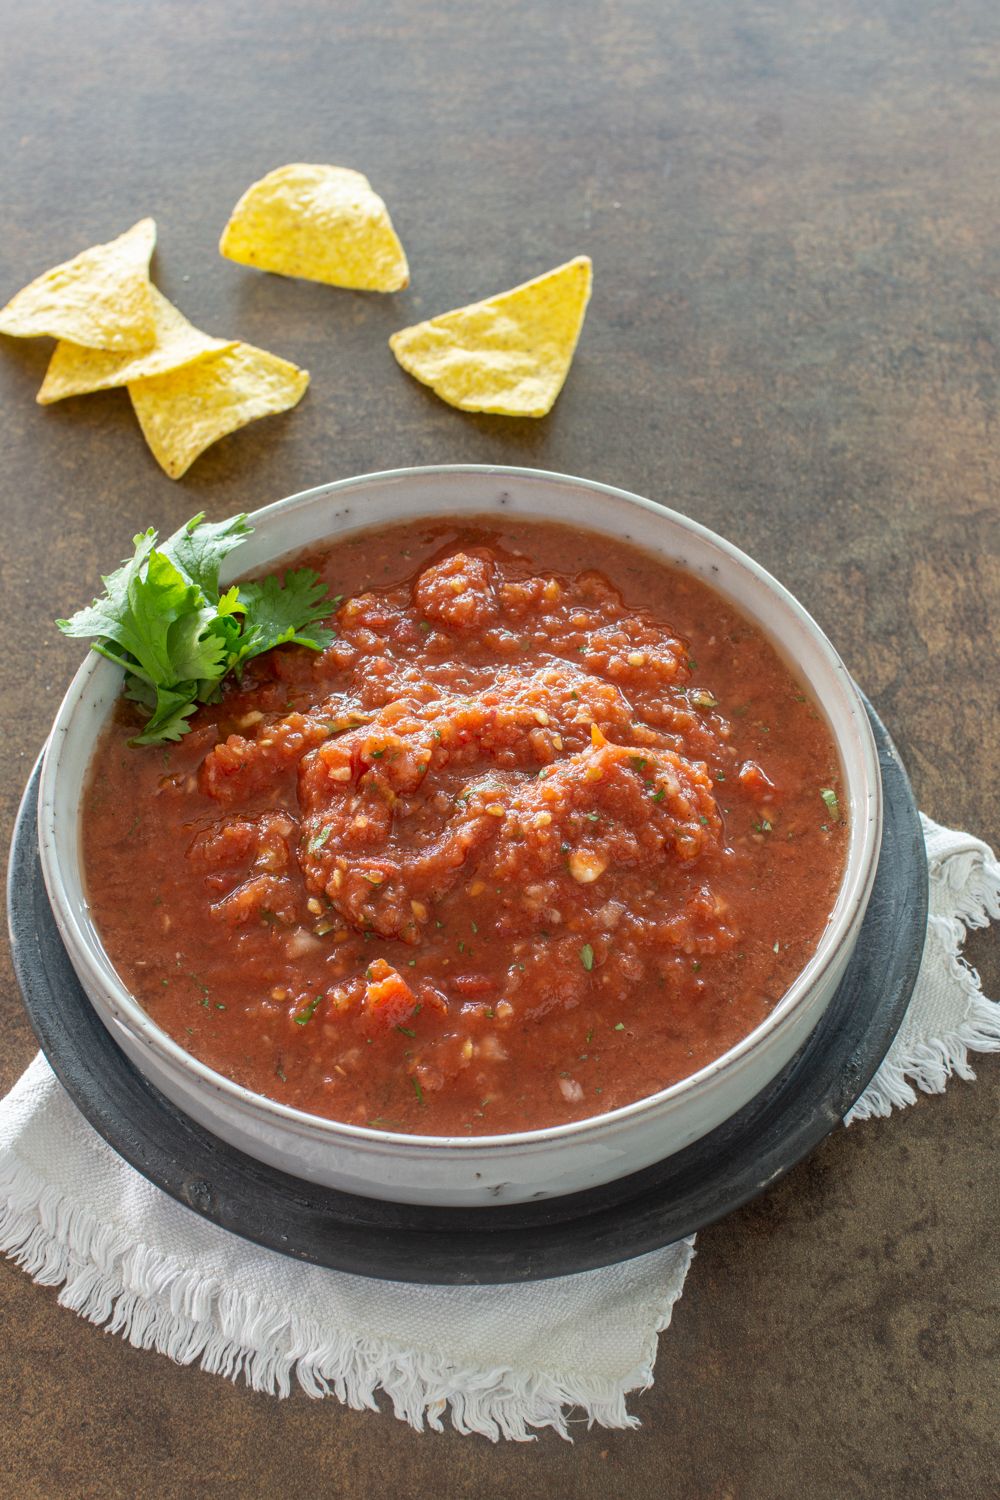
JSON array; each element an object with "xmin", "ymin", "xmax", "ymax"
[
  {"xmin": 388, "ymin": 256, "xmax": 592, "ymax": 418},
  {"xmin": 37, "ymin": 286, "xmax": 237, "ymax": 404},
  {"xmin": 128, "ymin": 343, "xmax": 309, "ymax": 480},
  {"xmin": 219, "ymin": 164, "xmax": 409, "ymax": 292},
  {"xmin": 0, "ymin": 219, "xmax": 157, "ymax": 351}
]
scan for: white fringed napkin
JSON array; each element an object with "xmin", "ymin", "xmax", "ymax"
[{"xmin": 1, "ymin": 814, "xmax": 997, "ymax": 1441}]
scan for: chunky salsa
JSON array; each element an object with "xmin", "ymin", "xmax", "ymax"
[{"xmin": 82, "ymin": 516, "xmax": 848, "ymax": 1136}]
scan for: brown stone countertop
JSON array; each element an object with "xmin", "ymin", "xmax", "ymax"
[{"xmin": 2, "ymin": 2, "xmax": 999, "ymax": 1495}]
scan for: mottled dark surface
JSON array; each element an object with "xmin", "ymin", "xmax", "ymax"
[{"xmin": 2, "ymin": 1, "xmax": 999, "ymax": 1495}]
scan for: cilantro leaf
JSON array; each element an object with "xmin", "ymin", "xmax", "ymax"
[
  {"xmin": 126, "ymin": 685, "xmax": 200, "ymax": 745},
  {"xmin": 57, "ymin": 515, "xmax": 335, "ymax": 748},
  {"xmin": 59, "ymin": 534, "xmax": 225, "ymax": 695},
  {"xmin": 57, "ymin": 529, "xmax": 158, "ymax": 662},
  {"xmin": 230, "ymin": 569, "xmax": 335, "ymax": 671},
  {"xmin": 160, "ymin": 512, "xmax": 253, "ymax": 606}
]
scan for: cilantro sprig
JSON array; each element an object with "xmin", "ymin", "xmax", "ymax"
[{"xmin": 57, "ymin": 513, "xmax": 335, "ymax": 745}]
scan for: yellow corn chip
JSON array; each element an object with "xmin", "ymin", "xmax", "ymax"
[
  {"xmin": 37, "ymin": 285, "xmax": 237, "ymax": 404},
  {"xmin": 388, "ymin": 256, "xmax": 592, "ymax": 418},
  {"xmin": 0, "ymin": 219, "xmax": 157, "ymax": 351},
  {"xmin": 128, "ymin": 343, "xmax": 309, "ymax": 480},
  {"xmin": 219, "ymin": 164, "xmax": 409, "ymax": 292}
]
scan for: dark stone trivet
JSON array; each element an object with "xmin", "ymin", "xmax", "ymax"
[{"xmin": 6, "ymin": 696, "xmax": 926, "ymax": 1283}]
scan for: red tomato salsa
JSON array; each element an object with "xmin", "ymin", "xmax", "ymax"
[{"xmin": 82, "ymin": 516, "xmax": 848, "ymax": 1137}]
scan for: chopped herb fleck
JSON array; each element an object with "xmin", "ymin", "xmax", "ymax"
[
  {"xmin": 294, "ymin": 996, "xmax": 322, "ymax": 1026},
  {"xmin": 396, "ymin": 1025, "xmax": 416, "ymax": 1038}
]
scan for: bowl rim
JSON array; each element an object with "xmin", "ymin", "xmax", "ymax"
[{"xmin": 39, "ymin": 462, "xmax": 882, "ymax": 1156}]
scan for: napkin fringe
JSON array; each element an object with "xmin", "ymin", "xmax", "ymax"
[
  {"xmin": 845, "ymin": 819, "xmax": 1000, "ymax": 1123},
  {"xmin": 0, "ymin": 1143, "xmax": 689, "ymax": 1439}
]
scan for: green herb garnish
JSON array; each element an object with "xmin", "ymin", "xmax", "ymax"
[
  {"xmin": 57, "ymin": 513, "xmax": 335, "ymax": 746},
  {"xmin": 820, "ymin": 788, "xmax": 841, "ymax": 822},
  {"xmin": 294, "ymin": 996, "xmax": 322, "ymax": 1026}
]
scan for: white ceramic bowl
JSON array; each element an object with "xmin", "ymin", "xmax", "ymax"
[{"xmin": 39, "ymin": 465, "xmax": 881, "ymax": 1208}]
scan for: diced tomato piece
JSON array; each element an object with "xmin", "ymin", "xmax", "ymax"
[
  {"xmin": 363, "ymin": 958, "xmax": 417, "ymax": 1032},
  {"xmin": 738, "ymin": 760, "xmax": 780, "ymax": 803}
]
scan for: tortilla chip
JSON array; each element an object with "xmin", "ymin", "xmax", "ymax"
[
  {"xmin": 37, "ymin": 286, "xmax": 237, "ymax": 404},
  {"xmin": 219, "ymin": 164, "xmax": 409, "ymax": 292},
  {"xmin": 388, "ymin": 256, "xmax": 592, "ymax": 418},
  {"xmin": 0, "ymin": 219, "xmax": 157, "ymax": 351},
  {"xmin": 128, "ymin": 343, "xmax": 309, "ymax": 479}
]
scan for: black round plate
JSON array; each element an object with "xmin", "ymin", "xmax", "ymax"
[{"xmin": 7, "ymin": 698, "xmax": 926, "ymax": 1284}]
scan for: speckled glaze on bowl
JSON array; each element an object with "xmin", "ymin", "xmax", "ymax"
[{"xmin": 38, "ymin": 466, "xmax": 881, "ymax": 1208}]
